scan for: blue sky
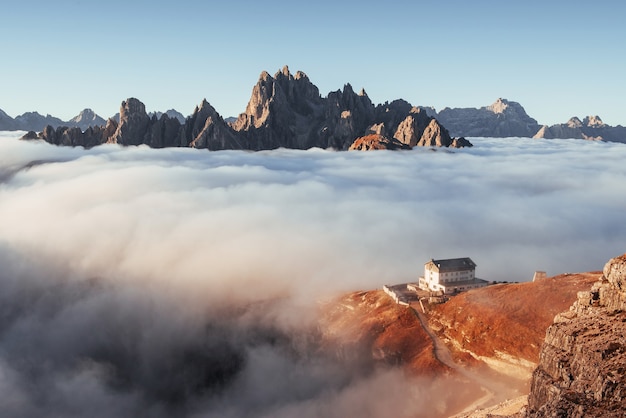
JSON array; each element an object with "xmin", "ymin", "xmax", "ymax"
[{"xmin": 2, "ymin": 0, "xmax": 625, "ymax": 125}]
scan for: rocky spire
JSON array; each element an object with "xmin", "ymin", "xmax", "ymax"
[
  {"xmin": 108, "ymin": 98, "xmax": 151, "ymax": 146},
  {"xmin": 184, "ymin": 99, "xmax": 241, "ymax": 150}
]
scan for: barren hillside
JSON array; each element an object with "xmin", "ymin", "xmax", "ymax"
[
  {"xmin": 319, "ymin": 290, "xmax": 447, "ymax": 375},
  {"xmin": 426, "ymin": 272, "xmax": 601, "ymax": 372}
]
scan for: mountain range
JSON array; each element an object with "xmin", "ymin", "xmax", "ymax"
[
  {"xmin": 18, "ymin": 66, "xmax": 469, "ymax": 150},
  {"xmin": 4, "ymin": 66, "xmax": 625, "ymax": 147},
  {"xmin": 0, "ymin": 108, "xmax": 105, "ymax": 132},
  {"xmin": 433, "ymin": 98, "xmax": 626, "ymax": 143}
]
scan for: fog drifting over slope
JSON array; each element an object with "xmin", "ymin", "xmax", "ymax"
[{"xmin": 1, "ymin": 132, "xmax": 625, "ymax": 416}]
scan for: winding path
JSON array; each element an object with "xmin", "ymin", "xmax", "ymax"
[{"xmin": 410, "ymin": 303, "xmax": 499, "ymax": 416}]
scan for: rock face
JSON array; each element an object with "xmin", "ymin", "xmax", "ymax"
[
  {"xmin": 185, "ymin": 100, "xmax": 242, "ymax": 150},
  {"xmin": 525, "ymin": 254, "xmax": 626, "ymax": 417},
  {"xmin": 436, "ymin": 98, "xmax": 541, "ymax": 138},
  {"xmin": 21, "ymin": 66, "xmax": 468, "ymax": 150},
  {"xmin": 108, "ymin": 98, "xmax": 152, "ymax": 146},
  {"xmin": 232, "ymin": 66, "xmax": 326, "ymax": 149}
]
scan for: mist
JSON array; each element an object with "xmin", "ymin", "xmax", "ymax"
[{"xmin": 1, "ymin": 132, "xmax": 625, "ymax": 416}]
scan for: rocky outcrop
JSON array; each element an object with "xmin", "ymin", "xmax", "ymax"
[
  {"xmin": 146, "ymin": 113, "xmax": 183, "ymax": 148},
  {"xmin": 37, "ymin": 122, "xmax": 118, "ymax": 148},
  {"xmin": 436, "ymin": 98, "xmax": 541, "ymax": 138},
  {"xmin": 525, "ymin": 254, "xmax": 626, "ymax": 417},
  {"xmin": 348, "ymin": 134, "xmax": 411, "ymax": 151},
  {"xmin": 534, "ymin": 115, "xmax": 626, "ymax": 143},
  {"xmin": 392, "ymin": 108, "xmax": 433, "ymax": 147}
]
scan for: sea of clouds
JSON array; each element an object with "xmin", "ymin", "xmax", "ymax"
[{"xmin": 1, "ymin": 132, "xmax": 625, "ymax": 416}]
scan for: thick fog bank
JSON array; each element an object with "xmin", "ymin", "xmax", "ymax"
[{"xmin": 0, "ymin": 134, "xmax": 624, "ymax": 416}]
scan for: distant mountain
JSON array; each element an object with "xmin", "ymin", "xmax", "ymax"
[
  {"xmin": 0, "ymin": 109, "xmax": 17, "ymax": 130},
  {"xmin": 534, "ymin": 115, "xmax": 626, "ymax": 143},
  {"xmin": 68, "ymin": 109, "xmax": 106, "ymax": 131},
  {"xmin": 23, "ymin": 66, "xmax": 469, "ymax": 151},
  {"xmin": 13, "ymin": 112, "xmax": 65, "ymax": 132},
  {"xmin": 0, "ymin": 108, "xmax": 105, "ymax": 132},
  {"xmin": 149, "ymin": 109, "xmax": 186, "ymax": 124},
  {"xmin": 434, "ymin": 98, "xmax": 541, "ymax": 138},
  {"xmin": 431, "ymin": 99, "xmax": 625, "ymax": 143}
]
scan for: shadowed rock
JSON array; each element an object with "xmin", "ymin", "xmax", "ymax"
[{"xmin": 525, "ymin": 254, "xmax": 626, "ymax": 417}]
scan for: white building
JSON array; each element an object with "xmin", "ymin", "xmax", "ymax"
[{"xmin": 418, "ymin": 257, "xmax": 488, "ymax": 293}]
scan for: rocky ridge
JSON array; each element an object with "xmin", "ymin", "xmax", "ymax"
[
  {"xmin": 524, "ymin": 254, "xmax": 626, "ymax": 417},
  {"xmin": 533, "ymin": 115, "xmax": 626, "ymax": 142},
  {"xmin": 22, "ymin": 66, "xmax": 470, "ymax": 151},
  {"xmin": 1, "ymin": 109, "xmax": 101, "ymax": 132}
]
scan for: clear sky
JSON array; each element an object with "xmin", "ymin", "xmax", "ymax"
[{"xmin": 1, "ymin": 0, "xmax": 625, "ymax": 125}]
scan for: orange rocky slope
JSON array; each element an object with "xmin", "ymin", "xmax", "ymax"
[
  {"xmin": 318, "ymin": 272, "xmax": 601, "ymax": 416},
  {"xmin": 426, "ymin": 272, "xmax": 600, "ymax": 378}
]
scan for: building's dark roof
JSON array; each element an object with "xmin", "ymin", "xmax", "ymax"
[
  {"xmin": 426, "ymin": 257, "xmax": 476, "ymax": 272},
  {"xmin": 440, "ymin": 278, "xmax": 488, "ymax": 287}
]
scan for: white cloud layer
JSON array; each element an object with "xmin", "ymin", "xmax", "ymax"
[{"xmin": 0, "ymin": 132, "xmax": 625, "ymax": 416}]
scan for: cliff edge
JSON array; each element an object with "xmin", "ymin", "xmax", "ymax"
[{"xmin": 525, "ymin": 254, "xmax": 626, "ymax": 417}]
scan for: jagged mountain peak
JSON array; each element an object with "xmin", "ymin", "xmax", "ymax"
[
  {"xmin": 259, "ymin": 70, "xmax": 272, "ymax": 82},
  {"xmin": 69, "ymin": 108, "xmax": 106, "ymax": 130},
  {"xmin": 487, "ymin": 97, "xmax": 510, "ymax": 112},
  {"xmin": 486, "ymin": 97, "xmax": 527, "ymax": 115},
  {"xmin": 278, "ymin": 64, "xmax": 291, "ymax": 78},
  {"xmin": 567, "ymin": 116, "xmax": 583, "ymax": 128},
  {"xmin": 583, "ymin": 115, "xmax": 604, "ymax": 127},
  {"xmin": 199, "ymin": 98, "xmax": 213, "ymax": 111},
  {"xmin": 294, "ymin": 70, "xmax": 308, "ymax": 81}
]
